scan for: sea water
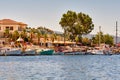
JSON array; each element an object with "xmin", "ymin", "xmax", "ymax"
[{"xmin": 0, "ymin": 55, "xmax": 120, "ymax": 80}]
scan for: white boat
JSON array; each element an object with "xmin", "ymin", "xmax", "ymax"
[
  {"xmin": 23, "ymin": 49, "xmax": 36, "ymax": 55},
  {"xmin": 4, "ymin": 48, "xmax": 21, "ymax": 56},
  {"xmin": 0, "ymin": 48, "xmax": 6, "ymax": 55},
  {"xmin": 87, "ymin": 47, "xmax": 104, "ymax": 55},
  {"xmin": 36, "ymin": 48, "xmax": 43, "ymax": 54}
]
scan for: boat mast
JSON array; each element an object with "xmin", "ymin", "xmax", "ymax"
[
  {"xmin": 99, "ymin": 26, "xmax": 101, "ymax": 47},
  {"xmin": 116, "ymin": 21, "xmax": 118, "ymax": 44}
]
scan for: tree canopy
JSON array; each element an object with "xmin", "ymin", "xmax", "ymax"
[
  {"xmin": 92, "ymin": 32, "xmax": 114, "ymax": 46},
  {"xmin": 59, "ymin": 10, "xmax": 94, "ymax": 41}
]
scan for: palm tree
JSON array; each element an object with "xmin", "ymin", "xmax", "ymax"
[
  {"xmin": 44, "ymin": 33, "xmax": 48, "ymax": 47},
  {"xmin": 51, "ymin": 33, "xmax": 57, "ymax": 42},
  {"xmin": 4, "ymin": 29, "xmax": 10, "ymax": 38},
  {"xmin": 36, "ymin": 30, "xmax": 41, "ymax": 45},
  {"xmin": 30, "ymin": 28, "xmax": 35, "ymax": 43},
  {"xmin": 12, "ymin": 30, "xmax": 19, "ymax": 41},
  {"xmin": 4, "ymin": 29, "xmax": 10, "ymax": 44},
  {"xmin": 20, "ymin": 29, "xmax": 28, "ymax": 42}
]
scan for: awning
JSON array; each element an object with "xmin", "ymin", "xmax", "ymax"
[{"xmin": 17, "ymin": 37, "xmax": 24, "ymax": 42}]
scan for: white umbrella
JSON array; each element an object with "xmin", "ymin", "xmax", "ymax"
[{"xmin": 17, "ymin": 37, "xmax": 24, "ymax": 42}]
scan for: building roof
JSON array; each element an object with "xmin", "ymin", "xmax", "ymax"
[{"xmin": 0, "ymin": 19, "xmax": 27, "ymax": 26}]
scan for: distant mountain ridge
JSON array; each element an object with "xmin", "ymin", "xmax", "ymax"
[{"xmin": 54, "ymin": 31, "xmax": 63, "ymax": 34}]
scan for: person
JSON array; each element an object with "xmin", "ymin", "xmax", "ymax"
[{"xmin": 10, "ymin": 41, "xmax": 15, "ymax": 47}]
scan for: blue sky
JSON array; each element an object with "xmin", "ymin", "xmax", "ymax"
[{"xmin": 0, "ymin": 0, "xmax": 120, "ymax": 35}]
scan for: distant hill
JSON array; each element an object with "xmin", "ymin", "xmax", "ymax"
[
  {"xmin": 82, "ymin": 34, "xmax": 95, "ymax": 39},
  {"xmin": 54, "ymin": 31, "xmax": 63, "ymax": 34}
]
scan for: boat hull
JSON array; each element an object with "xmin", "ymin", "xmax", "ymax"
[{"xmin": 40, "ymin": 49, "xmax": 54, "ymax": 55}]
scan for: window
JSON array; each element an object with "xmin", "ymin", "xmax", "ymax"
[
  {"xmin": 6, "ymin": 26, "xmax": 9, "ymax": 30},
  {"xmin": 18, "ymin": 26, "xmax": 22, "ymax": 31},
  {"xmin": 10, "ymin": 26, "xmax": 13, "ymax": 30}
]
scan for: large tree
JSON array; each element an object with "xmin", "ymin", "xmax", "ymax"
[{"xmin": 59, "ymin": 10, "xmax": 94, "ymax": 41}]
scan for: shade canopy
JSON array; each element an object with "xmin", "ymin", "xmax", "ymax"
[
  {"xmin": 53, "ymin": 41, "xmax": 76, "ymax": 44},
  {"xmin": 17, "ymin": 37, "xmax": 24, "ymax": 42}
]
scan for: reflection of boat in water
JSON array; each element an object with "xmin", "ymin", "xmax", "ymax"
[
  {"xmin": 64, "ymin": 51, "xmax": 85, "ymax": 55},
  {"xmin": 54, "ymin": 52, "xmax": 64, "ymax": 55}
]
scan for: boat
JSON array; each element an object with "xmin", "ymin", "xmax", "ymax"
[
  {"xmin": 4, "ymin": 48, "xmax": 21, "ymax": 56},
  {"xmin": 0, "ymin": 48, "xmax": 6, "ymax": 56},
  {"xmin": 22, "ymin": 49, "xmax": 36, "ymax": 56},
  {"xmin": 40, "ymin": 49, "xmax": 54, "ymax": 55},
  {"xmin": 86, "ymin": 47, "xmax": 104, "ymax": 55}
]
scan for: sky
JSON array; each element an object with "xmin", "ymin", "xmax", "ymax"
[{"xmin": 0, "ymin": 0, "xmax": 120, "ymax": 36}]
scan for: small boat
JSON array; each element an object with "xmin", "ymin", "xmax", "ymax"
[
  {"xmin": 4, "ymin": 48, "xmax": 21, "ymax": 56},
  {"xmin": 40, "ymin": 49, "xmax": 54, "ymax": 55},
  {"xmin": 22, "ymin": 49, "xmax": 36, "ymax": 56},
  {"xmin": 86, "ymin": 47, "xmax": 104, "ymax": 55},
  {"xmin": 0, "ymin": 48, "xmax": 6, "ymax": 56}
]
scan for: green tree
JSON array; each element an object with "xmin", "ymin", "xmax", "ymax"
[
  {"xmin": 12, "ymin": 30, "xmax": 19, "ymax": 41},
  {"xmin": 82, "ymin": 37, "xmax": 90, "ymax": 46},
  {"xmin": 51, "ymin": 33, "xmax": 57, "ymax": 42},
  {"xmin": 92, "ymin": 32, "xmax": 114, "ymax": 46},
  {"xmin": 75, "ymin": 36, "xmax": 79, "ymax": 44},
  {"xmin": 4, "ymin": 29, "xmax": 10, "ymax": 38},
  {"xmin": 20, "ymin": 29, "xmax": 28, "ymax": 42},
  {"xmin": 36, "ymin": 30, "xmax": 41, "ymax": 45},
  {"xmin": 44, "ymin": 33, "xmax": 48, "ymax": 47},
  {"xmin": 104, "ymin": 34, "xmax": 114, "ymax": 45},
  {"xmin": 30, "ymin": 28, "xmax": 35, "ymax": 42},
  {"xmin": 59, "ymin": 10, "xmax": 94, "ymax": 41},
  {"xmin": 92, "ymin": 31, "xmax": 104, "ymax": 45}
]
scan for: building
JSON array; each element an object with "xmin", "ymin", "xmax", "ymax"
[{"xmin": 0, "ymin": 19, "xmax": 27, "ymax": 37}]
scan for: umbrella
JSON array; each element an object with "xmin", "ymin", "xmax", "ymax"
[{"xmin": 17, "ymin": 37, "xmax": 24, "ymax": 42}]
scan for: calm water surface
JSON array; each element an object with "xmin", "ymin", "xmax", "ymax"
[{"xmin": 0, "ymin": 55, "xmax": 120, "ymax": 80}]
